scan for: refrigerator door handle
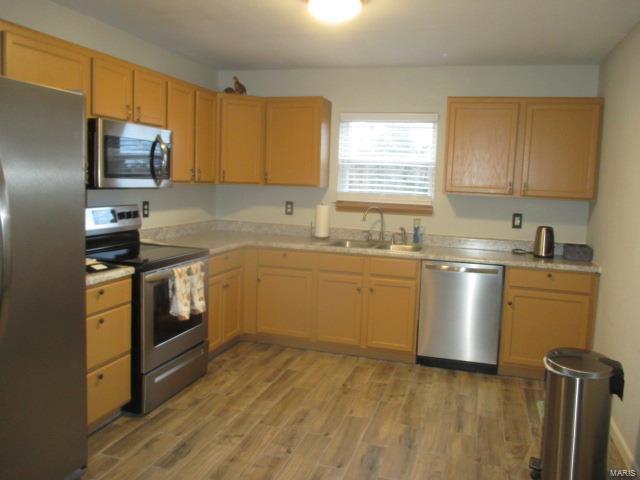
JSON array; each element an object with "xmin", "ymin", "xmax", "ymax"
[{"xmin": 0, "ymin": 159, "xmax": 11, "ymax": 342}]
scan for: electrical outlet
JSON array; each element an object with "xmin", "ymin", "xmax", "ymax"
[
  {"xmin": 142, "ymin": 201, "xmax": 150, "ymax": 218},
  {"xmin": 285, "ymin": 201, "xmax": 294, "ymax": 215},
  {"xmin": 512, "ymin": 213, "xmax": 522, "ymax": 229}
]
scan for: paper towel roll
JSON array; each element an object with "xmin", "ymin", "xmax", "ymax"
[{"xmin": 314, "ymin": 204, "xmax": 330, "ymax": 238}]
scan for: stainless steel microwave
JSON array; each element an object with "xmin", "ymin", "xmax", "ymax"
[{"xmin": 88, "ymin": 118, "xmax": 172, "ymax": 188}]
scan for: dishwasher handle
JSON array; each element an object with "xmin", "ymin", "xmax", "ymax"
[{"xmin": 423, "ymin": 263, "xmax": 501, "ymax": 275}]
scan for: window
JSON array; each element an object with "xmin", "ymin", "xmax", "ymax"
[{"xmin": 337, "ymin": 113, "xmax": 438, "ymax": 209}]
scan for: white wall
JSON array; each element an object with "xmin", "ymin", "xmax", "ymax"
[
  {"xmin": 589, "ymin": 23, "xmax": 640, "ymax": 466},
  {"xmin": 1, "ymin": 0, "xmax": 218, "ymax": 228},
  {"xmin": 218, "ymin": 66, "xmax": 599, "ymax": 242}
]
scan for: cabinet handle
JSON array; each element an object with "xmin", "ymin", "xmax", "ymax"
[
  {"xmin": 98, "ymin": 318, "xmax": 105, "ymax": 325},
  {"xmin": 523, "ymin": 181, "xmax": 528, "ymax": 192},
  {"xmin": 257, "ymin": 278, "xmax": 261, "ymax": 284},
  {"xmin": 264, "ymin": 172, "xmax": 269, "ymax": 182},
  {"xmin": 222, "ymin": 170, "xmax": 226, "ymax": 182},
  {"xmin": 282, "ymin": 252, "xmax": 288, "ymax": 258},
  {"xmin": 136, "ymin": 106, "xmax": 142, "ymax": 122},
  {"xmin": 223, "ymin": 283, "xmax": 230, "ymax": 289},
  {"xmin": 97, "ymin": 289, "xmax": 105, "ymax": 296},
  {"xmin": 197, "ymin": 168, "xmax": 202, "ymax": 180},
  {"xmin": 190, "ymin": 168, "xmax": 195, "ymax": 180},
  {"xmin": 507, "ymin": 301, "xmax": 513, "ymax": 307},
  {"xmin": 547, "ymin": 273, "xmax": 553, "ymax": 279},
  {"xmin": 369, "ymin": 287, "xmax": 374, "ymax": 293},
  {"xmin": 97, "ymin": 373, "xmax": 104, "ymax": 381},
  {"xmin": 356, "ymin": 287, "xmax": 361, "ymax": 293},
  {"xmin": 126, "ymin": 104, "xmax": 132, "ymax": 120},
  {"xmin": 508, "ymin": 180, "xmax": 513, "ymax": 192}
]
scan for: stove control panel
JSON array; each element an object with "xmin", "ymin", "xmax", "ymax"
[{"xmin": 85, "ymin": 204, "xmax": 142, "ymax": 236}]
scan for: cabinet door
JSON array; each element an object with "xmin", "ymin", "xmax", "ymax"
[
  {"xmin": 500, "ymin": 288, "xmax": 591, "ymax": 369},
  {"xmin": 86, "ymin": 354, "xmax": 131, "ymax": 425},
  {"xmin": 316, "ymin": 272, "xmax": 363, "ymax": 345},
  {"xmin": 365, "ymin": 277, "xmax": 417, "ymax": 352},
  {"xmin": 219, "ymin": 95, "xmax": 265, "ymax": 184},
  {"xmin": 256, "ymin": 267, "xmax": 312, "ymax": 338},
  {"xmin": 265, "ymin": 98, "xmax": 328, "ymax": 186},
  {"xmin": 195, "ymin": 89, "xmax": 218, "ymax": 183},
  {"xmin": 133, "ymin": 69, "xmax": 167, "ymax": 127},
  {"xmin": 521, "ymin": 101, "xmax": 602, "ymax": 199},
  {"xmin": 2, "ymin": 31, "xmax": 91, "ymax": 113},
  {"xmin": 168, "ymin": 82, "xmax": 196, "ymax": 182},
  {"xmin": 92, "ymin": 57, "xmax": 133, "ymax": 121},
  {"xmin": 208, "ymin": 275, "xmax": 223, "ymax": 350},
  {"xmin": 445, "ymin": 100, "xmax": 519, "ymax": 194},
  {"xmin": 222, "ymin": 268, "xmax": 242, "ymax": 341}
]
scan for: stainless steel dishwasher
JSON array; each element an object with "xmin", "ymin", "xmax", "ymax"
[{"xmin": 417, "ymin": 260, "xmax": 504, "ymax": 374}]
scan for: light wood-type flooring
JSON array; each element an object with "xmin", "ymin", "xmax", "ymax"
[{"xmin": 87, "ymin": 342, "xmax": 626, "ymax": 479}]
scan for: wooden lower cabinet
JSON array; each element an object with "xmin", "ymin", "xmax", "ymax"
[
  {"xmin": 257, "ymin": 266, "xmax": 313, "ymax": 338},
  {"xmin": 499, "ymin": 268, "xmax": 597, "ymax": 378},
  {"xmin": 316, "ymin": 272, "xmax": 363, "ymax": 346},
  {"xmin": 208, "ymin": 255, "xmax": 243, "ymax": 351},
  {"xmin": 85, "ymin": 277, "xmax": 132, "ymax": 430},
  {"xmin": 365, "ymin": 276, "xmax": 417, "ymax": 353}
]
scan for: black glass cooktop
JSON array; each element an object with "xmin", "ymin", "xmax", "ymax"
[{"xmin": 89, "ymin": 243, "xmax": 208, "ymax": 272}]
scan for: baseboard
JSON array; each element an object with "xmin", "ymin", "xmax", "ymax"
[{"xmin": 610, "ymin": 417, "xmax": 637, "ymax": 469}]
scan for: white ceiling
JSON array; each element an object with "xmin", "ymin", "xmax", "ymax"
[{"xmin": 50, "ymin": 0, "xmax": 640, "ymax": 69}]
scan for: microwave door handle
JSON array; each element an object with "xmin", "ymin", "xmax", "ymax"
[
  {"xmin": 156, "ymin": 135, "xmax": 169, "ymax": 180},
  {"xmin": 149, "ymin": 136, "xmax": 161, "ymax": 186}
]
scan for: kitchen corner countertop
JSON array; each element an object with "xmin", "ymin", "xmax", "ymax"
[
  {"xmin": 86, "ymin": 266, "xmax": 135, "ymax": 287},
  {"xmin": 144, "ymin": 231, "xmax": 601, "ymax": 274}
]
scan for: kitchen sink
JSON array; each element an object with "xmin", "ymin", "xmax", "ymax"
[
  {"xmin": 329, "ymin": 239, "xmax": 379, "ymax": 249},
  {"xmin": 376, "ymin": 243, "xmax": 423, "ymax": 252},
  {"xmin": 329, "ymin": 239, "xmax": 422, "ymax": 252}
]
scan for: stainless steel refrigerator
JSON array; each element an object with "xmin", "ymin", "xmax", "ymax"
[{"xmin": 0, "ymin": 77, "xmax": 87, "ymax": 478}]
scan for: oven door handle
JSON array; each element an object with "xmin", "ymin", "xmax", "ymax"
[{"xmin": 145, "ymin": 270, "xmax": 174, "ymax": 283}]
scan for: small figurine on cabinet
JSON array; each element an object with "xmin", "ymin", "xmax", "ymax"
[{"xmin": 223, "ymin": 76, "xmax": 247, "ymax": 95}]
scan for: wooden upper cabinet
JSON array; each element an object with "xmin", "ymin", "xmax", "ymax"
[
  {"xmin": 92, "ymin": 57, "xmax": 133, "ymax": 121},
  {"xmin": 219, "ymin": 95, "xmax": 265, "ymax": 184},
  {"xmin": 133, "ymin": 69, "xmax": 166, "ymax": 127},
  {"xmin": 265, "ymin": 97, "xmax": 331, "ymax": 187},
  {"xmin": 167, "ymin": 81, "xmax": 196, "ymax": 183},
  {"xmin": 521, "ymin": 100, "xmax": 602, "ymax": 199},
  {"xmin": 195, "ymin": 89, "xmax": 218, "ymax": 183},
  {"xmin": 2, "ymin": 31, "xmax": 91, "ymax": 113},
  {"xmin": 445, "ymin": 99, "xmax": 519, "ymax": 195},
  {"xmin": 444, "ymin": 97, "xmax": 602, "ymax": 200}
]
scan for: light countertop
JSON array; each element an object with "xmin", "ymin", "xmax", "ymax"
[
  {"xmin": 86, "ymin": 266, "xmax": 135, "ymax": 287},
  {"xmin": 143, "ymin": 231, "xmax": 601, "ymax": 274}
]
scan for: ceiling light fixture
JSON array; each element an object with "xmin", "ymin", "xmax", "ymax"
[{"xmin": 308, "ymin": 0, "xmax": 363, "ymax": 24}]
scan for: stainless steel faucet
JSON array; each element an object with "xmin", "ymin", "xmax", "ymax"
[{"xmin": 362, "ymin": 207, "xmax": 385, "ymax": 241}]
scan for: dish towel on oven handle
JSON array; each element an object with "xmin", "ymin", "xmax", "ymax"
[
  {"xmin": 189, "ymin": 262, "xmax": 206, "ymax": 315},
  {"xmin": 169, "ymin": 262, "xmax": 207, "ymax": 320}
]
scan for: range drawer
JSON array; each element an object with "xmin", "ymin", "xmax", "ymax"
[
  {"xmin": 370, "ymin": 257, "xmax": 418, "ymax": 279},
  {"xmin": 86, "ymin": 304, "xmax": 132, "ymax": 371},
  {"xmin": 258, "ymin": 249, "xmax": 315, "ymax": 270},
  {"xmin": 209, "ymin": 249, "xmax": 243, "ymax": 276},
  {"xmin": 86, "ymin": 278, "xmax": 132, "ymax": 316},
  {"xmin": 86, "ymin": 354, "xmax": 131, "ymax": 425},
  {"xmin": 508, "ymin": 268, "xmax": 594, "ymax": 294}
]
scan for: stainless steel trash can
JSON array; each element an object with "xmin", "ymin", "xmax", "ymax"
[{"xmin": 529, "ymin": 348, "xmax": 624, "ymax": 480}]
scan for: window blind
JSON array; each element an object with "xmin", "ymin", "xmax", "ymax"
[{"xmin": 337, "ymin": 113, "xmax": 438, "ymax": 205}]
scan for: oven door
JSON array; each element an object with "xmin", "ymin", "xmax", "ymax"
[
  {"xmin": 140, "ymin": 259, "xmax": 208, "ymax": 373},
  {"xmin": 90, "ymin": 118, "xmax": 172, "ymax": 188}
]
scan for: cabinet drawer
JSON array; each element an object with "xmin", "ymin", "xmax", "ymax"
[
  {"xmin": 369, "ymin": 257, "xmax": 418, "ymax": 279},
  {"xmin": 508, "ymin": 268, "xmax": 593, "ymax": 294},
  {"xmin": 86, "ymin": 278, "xmax": 132, "ymax": 316},
  {"xmin": 258, "ymin": 249, "xmax": 315, "ymax": 270},
  {"xmin": 209, "ymin": 249, "xmax": 244, "ymax": 276},
  {"xmin": 318, "ymin": 253, "xmax": 365, "ymax": 274},
  {"xmin": 86, "ymin": 304, "xmax": 132, "ymax": 371},
  {"xmin": 87, "ymin": 354, "xmax": 131, "ymax": 425}
]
